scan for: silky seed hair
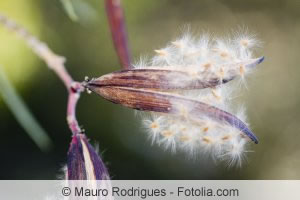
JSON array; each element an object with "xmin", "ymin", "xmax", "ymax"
[{"xmin": 137, "ymin": 31, "xmax": 262, "ymax": 166}]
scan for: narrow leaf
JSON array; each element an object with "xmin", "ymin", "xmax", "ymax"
[
  {"xmin": 60, "ymin": 0, "xmax": 79, "ymax": 21},
  {"xmin": 0, "ymin": 66, "xmax": 53, "ymax": 151}
]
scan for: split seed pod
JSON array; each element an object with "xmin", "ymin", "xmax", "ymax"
[
  {"xmin": 85, "ymin": 33, "xmax": 264, "ymax": 165},
  {"xmin": 91, "ymin": 57, "xmax": 263, "ymax": 90},
  {"xmin": 67, "ymin": 134, "xmax": 110, "ymax": 180},
  {"xmin": 86, "ymin": 58, "xmax": 263, "ymax": 144}
]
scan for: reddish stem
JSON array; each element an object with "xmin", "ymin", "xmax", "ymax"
[
  {"xmin": 47, "ymin": 60, "xmax": 84, "ymax": 135},
  {"xmin": 105, "ymin": 0, "xmax": 131, "ymax": 69},
  {"xmin": 67, "ymin": 82, "xmax": 84, "ymax": 135}
]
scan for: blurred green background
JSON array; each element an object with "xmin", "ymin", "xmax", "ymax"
[{"xmin": 1, "ymin": 0, "xmax": 300, "ymax": 179}]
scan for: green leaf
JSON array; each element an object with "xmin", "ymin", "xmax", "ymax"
[
  {"xmin": 60, "ymin": 0, "xmax": 79, "ymax": 21},
  {"xmin": 0, "ymin": 66, "xmax": 53, "ymax": 152}
]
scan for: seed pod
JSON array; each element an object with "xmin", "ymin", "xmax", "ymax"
[
  {"xmin": 86, "ymin": 84, "xmax": 258, "ymax": 144},
  {"xmin": 85, "ymin": 31, "xmax": 264, "ymax": 165},
  {"xmin": 87, "ymin": 57, "xmax": 264, "ymax": 90},
  {"xmin": 67, "ymin": 134, "xmax": 110, "ymax": 180}
]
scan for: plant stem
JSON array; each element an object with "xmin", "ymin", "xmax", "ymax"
[{"xmin": 0, "ymin": 13, "xmax": 84, "ymax": 136}]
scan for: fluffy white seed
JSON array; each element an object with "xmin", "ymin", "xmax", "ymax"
[{"xmin": 137, "ymin": 31, "xmax": 260, "ymax": 166}]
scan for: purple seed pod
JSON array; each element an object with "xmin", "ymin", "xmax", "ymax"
[{"xmin": 67, "ymin": 134, "xmax": 110, "ymax": 180}]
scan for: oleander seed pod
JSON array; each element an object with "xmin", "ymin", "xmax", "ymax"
[
  {"xmin": 85, "ymin": 85, "xmax": 258, "ymax": 144},
  {"xmin": 88, "ymin": 57, "xmax": 263, "ymax": 91},
  {"xmin": 67, "ymin": 134, "xmax": 110, "ymax": 180},
  {"xmin": 85, "ymin": 31, "xmax": 264, "ymax": 166}
]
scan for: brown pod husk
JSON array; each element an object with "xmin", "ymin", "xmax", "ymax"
[
  {"xmin": 87, "ymin": 57, "xmax": 264, "ymax": 91},
  {"xmin": 86, "ymin": 84, "xmax": 258, "ymax": 144},
  {"xmin": 88, "ymin": 69, "xmax": 231, "ymax": 90}
]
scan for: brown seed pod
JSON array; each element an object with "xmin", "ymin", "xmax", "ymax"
[
  {"xmin": 88, "ymin": 69, "xmax": 228, "ymax": 90},
  {"xmin": 86, "ymin": 57, "xmax": 263, "ymax": 91},
  {"xmin": 85, "ymin": 84, "xmax": 258, "ymax": 144}
]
